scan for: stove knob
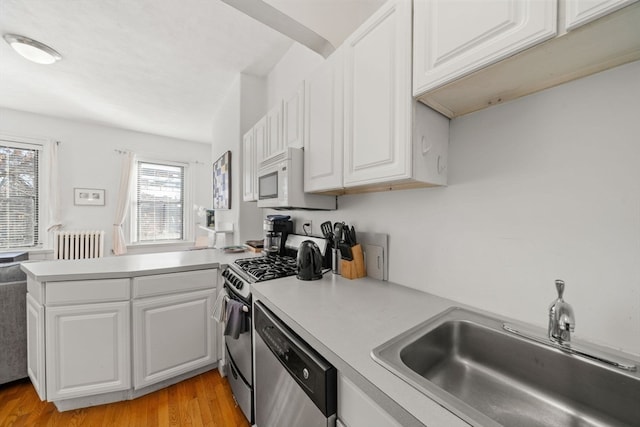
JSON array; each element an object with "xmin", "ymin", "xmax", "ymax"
[{"xmin": 236, "ymin": 280, "xmax": 244, "ymax": 290}]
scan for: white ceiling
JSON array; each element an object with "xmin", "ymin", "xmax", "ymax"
[{"xmin": 0, "ymin": 0, "xmax": 383, "ymax": 144}]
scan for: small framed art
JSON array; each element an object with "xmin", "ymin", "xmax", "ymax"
[
  {"xmin": 213, "ymin": 151, "xmax": 231, "ymax": 210},
  {"xmin": 74, "ymin": 188, "xmax": 105, "ymax": 206}
]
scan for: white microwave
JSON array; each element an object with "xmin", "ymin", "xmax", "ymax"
[{"xmin": 257, "ymin": 147, "xmax": 336, "ymax": 210}]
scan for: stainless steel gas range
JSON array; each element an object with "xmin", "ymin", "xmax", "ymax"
[{"xmin": 220, "ymin": 235, "xmax": 328, "ymax": 424}]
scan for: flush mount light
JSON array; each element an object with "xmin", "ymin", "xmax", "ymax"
[{"xmin": 3, "ymin": 34, "xmax": 62, "ymax": 64}]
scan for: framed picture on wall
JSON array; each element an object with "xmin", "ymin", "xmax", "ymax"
[
  {"xmin": 74, "ymin": 188, "xmax": 105, "ymax": 206},
  {"xmin": 213, "ymin": 151, "xmax": 231, "ymax": 209}
]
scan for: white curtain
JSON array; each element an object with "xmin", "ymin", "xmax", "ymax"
[
  {"xmin": 46, "ymin": 141, "xmax": 62, "ymax": 232},
  {"xmin": 112, "ymin": 151, "xmax": 136, "ymax": 255}
]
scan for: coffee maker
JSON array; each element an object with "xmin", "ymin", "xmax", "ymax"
[{"xmin": 263, "ymin": 215, "xmax": 293, "ymax": 256}]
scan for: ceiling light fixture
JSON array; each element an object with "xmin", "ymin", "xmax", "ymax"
[{"xmin": 3, "ymin": 34, "xmax": 62, "ymax": 64}]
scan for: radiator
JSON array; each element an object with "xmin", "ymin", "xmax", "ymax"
[{"xmin": 53, "ymin": 230, "xmax": 105, "ymax": 260}]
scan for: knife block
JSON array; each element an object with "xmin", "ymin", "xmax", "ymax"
[{"xmin": 340, "ymin": 244, "xmax": 366, "ymax": 280}]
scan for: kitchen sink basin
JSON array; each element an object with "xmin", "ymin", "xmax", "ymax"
[{"xmin": 372, "ymin": 307, "xmax": 640, "ymax": 427}]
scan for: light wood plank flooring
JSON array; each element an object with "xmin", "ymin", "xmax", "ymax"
[{"xmin": 0, "ymin": 369, "xmax": 250, "ymax": 427}]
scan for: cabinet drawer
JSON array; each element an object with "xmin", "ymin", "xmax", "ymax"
[
  {"xmin": 133, "ymin": 269, "xmax": 216, "ymax": 299},
  {"xmin": 46, "ymin": 278, "xmax": 130, "ymax": 305}
]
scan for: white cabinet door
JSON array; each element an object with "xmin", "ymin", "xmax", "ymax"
[
  {"xmin": 413, "ymin": 0, "xmax": 557, "ymax": 94},
  {"xmin": 283, "ymin": 82, "xmax": 305, "ymax": 149},
  {"xmin": 45, "ymin": 301, "xmax": 130, "ymax": 400},
  {"xmin": 26, "ymin": 293, "xmax": 46, "ymax": 401},
  {"xmin": 255, "ymin": 115, "xmax": 268, "ymax": 166},
  {"xmin": 266, "ymin": 101, "xmax": 284, "ymax": 159},
  {"xmin": 565, "ymin": 0, "xmax": 637, "ymax": 30},
  {"xmin": 337, "ymin": 373, "xmax": 401, "ymax": 427},
  {"xmin": 132, "ymin": 289, "xmax": 215, "ymax": 389},
  {"xmin": 242, "ymin": 128, "xmax": 257, "ymax": 201},
  {"xmin": 343, "ymin": 0, "xmax": 413, "ymax": 187},
  {"xmin": 304, "ymin": 48, "xmax": 344, "ymax": 192}
]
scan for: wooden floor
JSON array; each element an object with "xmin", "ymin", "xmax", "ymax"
[{"xmin": 0, "ymin": 369, "xmax": 250, "ymax": 427}]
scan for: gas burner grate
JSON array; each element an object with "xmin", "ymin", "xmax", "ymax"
[{"xmin": 234, "ymin": 255, "xmax": 298, "ymax": 282}]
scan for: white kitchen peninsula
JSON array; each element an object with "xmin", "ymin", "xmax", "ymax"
[{"xmin": 21, "ymin": 249, "xmax": 247, "ymax": 411}]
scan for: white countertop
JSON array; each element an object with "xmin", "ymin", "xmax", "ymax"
[
  {"xmin": 251, "ymin": 274, "xmax": 473, "ymax": 427},
  {"xmin": 21, "ymin": 249, "xmax": 470, "ymax": 425},
  {"xmin": 20, "ymin": 249, "xmax": 262, "ymax": 282}
]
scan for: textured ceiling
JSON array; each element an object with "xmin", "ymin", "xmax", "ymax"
[
  {"xmin": 0, "ymin": 0, "xmax": 385, "ymax": 144},
  {"xmin": 0, "ymin": 0, "xmax": 293, "ymax": 143}
]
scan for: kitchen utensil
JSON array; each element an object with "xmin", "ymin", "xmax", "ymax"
[
  {"xmin": 297, "ymin": 240, "xmax": 324, "ymax": 281},
  {"xmin": 339, "ymin": 242, "xmax": 353, "ymax": 261},
  {"xmin": 350, "ymin": 226, "xmax": 357, "ymax": 244},
  {"xmin": 334, "ymin": 222, "xmax": 343, "ymax": 244},
  {"xmin": 331, "ymin": 248, "xmax": 341, "ymax": 274},
  {"xmin": 343, "ymin": 225, "xmax": 352, "ymax": 246},
  {"xmin": 320, "ymin": 221, "xmax": 333, "ymax": 238}
]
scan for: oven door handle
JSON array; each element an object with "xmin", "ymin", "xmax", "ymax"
[{"xmin": 223, "ymin": 294, "xmax": 250, "ymax": 313}]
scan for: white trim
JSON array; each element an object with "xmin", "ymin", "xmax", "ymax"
[{"xmin": 128, "ymin": 157, "xmax": 192, "ymax": 245}]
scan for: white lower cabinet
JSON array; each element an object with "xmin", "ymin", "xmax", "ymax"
[
  {"xmin": 132, "ymin": 288, "xmax": 216, "ymax": 389},
  {"xmin": 45, "ymin": 301, "xmax": 131, "ymax": 401},
  {"xmin": 25, "ymin": 268, "xmax": 218, "ymax": 406},
  {"xmin": 337, "ymin": 373, "xmax": 401, "ymax": 427},
  {"xmin": 26, "ymin": 293, "xmax": 46, "ymax": 401}
]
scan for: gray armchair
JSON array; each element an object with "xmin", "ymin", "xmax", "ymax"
[{"xmin": 0, "ymin": 261, "xmax": 28, "ymax": 384}]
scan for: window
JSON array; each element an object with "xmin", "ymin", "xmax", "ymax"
[
  {"xmin": 0, "ymin": 140, "xmax": 40, "ymax": 249},
  {"xmin": 133, "ymin": 160, "xmax": 185, "ymax": 243}
]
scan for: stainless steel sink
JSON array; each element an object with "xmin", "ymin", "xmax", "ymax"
[{"xmin": 372, "ymin": 307, "xmax": 640, "ymax": 427}]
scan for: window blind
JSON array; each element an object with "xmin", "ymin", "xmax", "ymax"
[
  {"xmin": 0, "ymin": 143, "xmax": 39, "ymax": 248},
  {"xmin": 136, "ymin": 161, "xmax": 184, "ymax": 242}
]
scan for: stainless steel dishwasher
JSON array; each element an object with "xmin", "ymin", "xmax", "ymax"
[{"xmin": 254, "ymin": 301, "xmax": 337, "ymax": 427}]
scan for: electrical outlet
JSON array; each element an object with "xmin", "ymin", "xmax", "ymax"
[{"xmin": 301, "ymin": 219, "xmax": 312, "ymax": 235}]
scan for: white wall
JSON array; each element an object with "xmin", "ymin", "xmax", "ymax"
[
  {"xmin": 264, "ymin": 51, "xmax": 640, "ymax": 356},
  {"xmin": 0, "ymin": 108, "xmax": 212, "ymax": 257},
  {"xmin": 211, "ymin": 74, "xmax": 266, "ymax": 246},
  {"xmin": 266, "ymin": 43, "xmax": 324, "ymax": 107}
]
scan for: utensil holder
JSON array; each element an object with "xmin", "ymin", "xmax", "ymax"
[
  {"xmin": 332, "ymin": 248, "xmax": 341, "ymax": 274},
  {"xmin": 340, "ymin": 244, "xmax": 366, "ymax": 280}
]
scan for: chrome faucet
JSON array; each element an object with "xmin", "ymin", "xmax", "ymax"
[{"xmin": 548, "ymin": 279, "xmax": 575, "ymax": 343}]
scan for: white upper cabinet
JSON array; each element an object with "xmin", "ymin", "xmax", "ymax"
[
  {"xmin": 266, "ymin": 101, "xmax": 284, "ymax": 160},
  {"xmin": 565, "ymin": 0, "xmax": 637, "ymax": 30},
  {"xmin": 283, "ymin": 82, "xmax": 305, "ymax": 149},
  {"xmin": 413, "ymin": 0, "xmax": 640, "ymax": 119},
  {"xmin": 343, "ymin": 0, "xmax": 414, "ymax": 187},
  {"xmin": 256, "ymin": 101, "xmax": 286, "ymax": 166},
  {"xmin": 242, "ymin": 128, "xmax": 257, "ymax": 202},
  {"xmin": 413, "ymin": 0, "xmax": 558, "ymax": 95},
  {"xmin": 254, "ymin": 115, "xmax": 268, "ymax": 166},
  {"xmin": 304, "ymin": 47, "xmax": 345, "ymax": 193}
]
